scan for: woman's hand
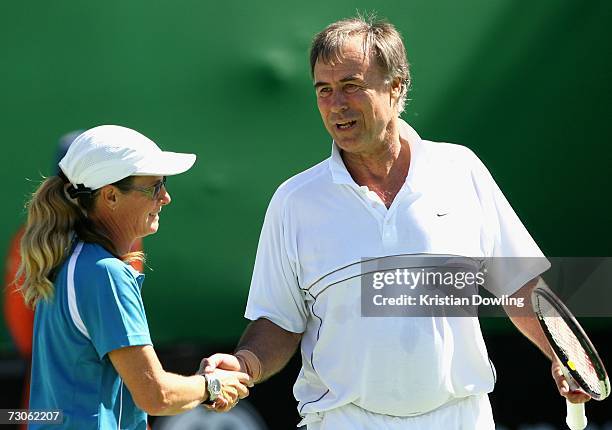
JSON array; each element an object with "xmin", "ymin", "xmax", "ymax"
[{"xmin": 197, "ymin": 356, "xmax": 252, "ymax": 412}]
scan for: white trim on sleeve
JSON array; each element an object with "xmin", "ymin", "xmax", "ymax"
[
  {"xmin": 118, "ymin": 379, "xmax": 123, "ymax": 430},
  {"xmin": 66, "ymin": 241, "xmax": 91, "ymax": 340}
]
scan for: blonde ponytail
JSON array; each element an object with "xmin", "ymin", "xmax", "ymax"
[
  {"xmin": 17, "ymin": 177, "xmax": 81, "ymax": 307},
  {"xmin": 17, "ymin": 175, "xmax": 145, "ymax": 307}
]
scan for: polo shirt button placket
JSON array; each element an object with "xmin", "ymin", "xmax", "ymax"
[{"xmin": 382, "ymin": 215, "xmax": 396, "ymax": 244}]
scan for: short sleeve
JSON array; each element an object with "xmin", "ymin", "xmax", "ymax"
[
  {"xmin": 75, "ymin": 259, "xmax": 152, "ymax": 359},
  {"xmin": 244, "ymin": 189, "xmax": 308, "ymax": 333},
  {"xmin": 470, "ymin": 153, "xmax": 551, "ymax": 296}
]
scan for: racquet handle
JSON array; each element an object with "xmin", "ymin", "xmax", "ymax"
[
  {"xmin": 566, "ymin": 400, "xmax": 587, "ymax": 430},
  {"xmin": 560, "ymin": 364, "xmax": 587, "ymax": 430}
]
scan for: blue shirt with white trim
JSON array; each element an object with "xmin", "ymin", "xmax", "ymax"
[{"xmin": 29, "ymin": 241, "xmax": 151, "ymax": 430}]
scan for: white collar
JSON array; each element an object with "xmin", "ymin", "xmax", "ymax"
[{"xmin": 328, "ymin": 119, "xmax": 424, "ymax": 187}]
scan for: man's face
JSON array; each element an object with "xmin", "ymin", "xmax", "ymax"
[{"xmin": 313, "ymin": 36, "xmax": 401, "ymax": 155}]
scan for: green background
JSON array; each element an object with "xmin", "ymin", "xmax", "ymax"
[{"xmin": 1, "ymin": 0, "xmax": 610, "ymax": 351}]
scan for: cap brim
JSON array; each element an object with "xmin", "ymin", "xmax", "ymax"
[{"xmin": 134, "ymin": 151, "xmax": 196, "ymax": 176}]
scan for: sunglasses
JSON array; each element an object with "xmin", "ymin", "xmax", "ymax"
[{"xmin": 128, "ymin": 177, "xmax": 167, "ymax": 200}]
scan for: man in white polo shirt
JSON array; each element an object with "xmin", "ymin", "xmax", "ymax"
[{"xmin": 202, "ymin": 16, "xmax": 590, "ymax": 428}]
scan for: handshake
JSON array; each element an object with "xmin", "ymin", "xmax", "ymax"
[{"xmin": 196, "ymin": 351, "xmax": 261, "ymax": 412}]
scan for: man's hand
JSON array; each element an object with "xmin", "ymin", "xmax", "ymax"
[
  {"xmin": 199, "ymin": 353, "xmax": 245, "ymax": 374},
  {"xmin": 551, "ymin": 358, "xmax": 591, "ymax": 404},
  {"xmin": 196, "ymin": 319, "xmax": 301, "ymax": 412},
  {"xmin": 196, "ymin": 357, "xmax": 251, "ymax": 412},
  {"xmin": 507, "ymin": 279, "xmax": 591, "ymax": 405}
]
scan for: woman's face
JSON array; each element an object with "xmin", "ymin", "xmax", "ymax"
[{"xmin": 114, "ymin": 175, "xmax": 171, "ymax": 239}]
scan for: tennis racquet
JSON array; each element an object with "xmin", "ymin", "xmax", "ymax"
[{"xmin": 531, "ymin": 286, "xmax": 610, "ymax": 430}]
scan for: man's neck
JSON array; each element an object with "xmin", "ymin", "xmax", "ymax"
[{"xmin": 341, "ymin": 134, "xmax": 411, "ymax": 208}]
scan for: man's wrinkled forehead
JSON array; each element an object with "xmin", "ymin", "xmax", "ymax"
[{"xmin": 315, "ymin": 34, "xmax": 373, "ymax": 69}]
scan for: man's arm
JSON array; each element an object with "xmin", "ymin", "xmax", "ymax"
[
  {"xmin": 504, "ymin": 278, "xmax": 553, "ymax": 359},
  {"xmin": 505, "ymin": 277, "xmax": 590, "ymax": 404},
  {"xmin": 199, "ymin": 318, "xmax": 301, "ymax": 412},
  {"xmin": 236, "ymin": 318, "xmax": 302, "ymax": 382},
  {"xmin": 202, "ymin": 318, "xmax": 302, "ymax": 385}
]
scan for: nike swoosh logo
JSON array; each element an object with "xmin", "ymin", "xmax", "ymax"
[{"xmin": 436, "ymin": 213, "xmax": 449, "ymax": 217}]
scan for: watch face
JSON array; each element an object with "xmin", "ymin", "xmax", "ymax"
[{"xmin": 210, "ymin": 378, "xmax": 221, "ymax": 394}]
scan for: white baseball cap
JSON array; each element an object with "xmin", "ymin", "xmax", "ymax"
[{"xmin": 58, "ymin": 125, "xmax": 196, "ymax": 190}]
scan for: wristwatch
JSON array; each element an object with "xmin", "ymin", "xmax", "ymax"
[{"xmin": 203, "ymin": 374, "xmax": 222, "ymax": 404}]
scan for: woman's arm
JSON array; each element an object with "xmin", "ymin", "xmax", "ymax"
[{"xmin": 109, "ymin": 345, "xmax": 250, "ymax": 415}]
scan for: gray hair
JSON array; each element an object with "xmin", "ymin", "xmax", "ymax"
[{"xmin": 310, "ymin": 16, "xmax": 411, "ymax": 113}]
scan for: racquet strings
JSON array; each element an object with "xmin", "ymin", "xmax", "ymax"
[{"xmin": 538, "ymin": 298, "xmax": 602, "ymax": 397}]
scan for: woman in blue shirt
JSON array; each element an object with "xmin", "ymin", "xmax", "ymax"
[{"xmin": 17, "ymin": 125, "xmax": 250, "ymax": 429}]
